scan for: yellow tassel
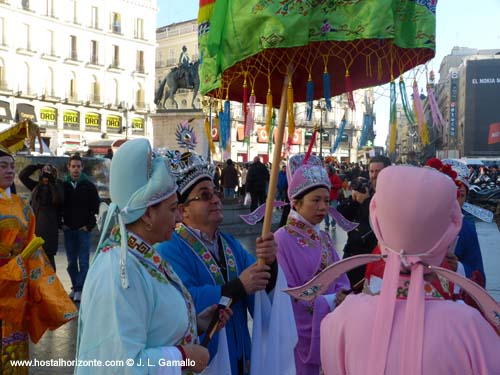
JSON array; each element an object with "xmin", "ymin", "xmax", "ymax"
[
  {"xmin": 205, "ymin": 116, "xmax": 216, "ymax": 154},
  {"xmin": 388, "ymin": 121, "xmax": 397, "ymax": 153},
  {"xmin": 214, "ymin": 113, "xmax": 220, "ymax": 144},
  {"xmin": 420, "ymin": 122, "xmax": 430, "ymax": 146},
  {"xmin": 265, "ymin": 89, "xmax": 273, "ymax": 136},
  {"xmin": 287, "ymin": 81, "xmax": 295, "ymax": 135},
  {"xmin": 21, "ymin": 237, "xmax": 45, "ymax": 260}
]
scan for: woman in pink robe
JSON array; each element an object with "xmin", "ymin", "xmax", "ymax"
[
  {"xmin": 319, "ymin": 166, "xmax": 500, "ymax": 375},
  {"xmin": 276, "ymin": 154, "xmax": 350, "ymax": 375}
]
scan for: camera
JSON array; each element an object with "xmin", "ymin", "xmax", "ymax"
[{"xmin": 350, "ymin": 177, "xmax": 369, "ymax": 194}]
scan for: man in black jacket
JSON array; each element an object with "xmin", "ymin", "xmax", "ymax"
[
  {"xmin": 245, "ymin": 156, "xmax": 269, "ymax": 212},
  {"xmin": 62, "ymin": 154, "xmax": 100, "ymax": 302}
]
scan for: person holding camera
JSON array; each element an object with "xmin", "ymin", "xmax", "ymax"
[
  {"xmin": 19, "ymin": 163, "xmax": 64, "ymax": 270},
  {"xmin": 337, "ymin": 176, "xmax": 377, "ymax": 286}
]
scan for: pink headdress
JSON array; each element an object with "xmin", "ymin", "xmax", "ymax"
[
  {"xmin": 287, "ymin": 154, "xmax": 330, "ymax": 202},
  {"xmin": 285, "ymin": 166, "xmax": 500, "ymax": 373}
]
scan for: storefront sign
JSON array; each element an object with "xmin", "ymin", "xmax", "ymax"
[
  {"xmin": 131, "ymin": 117, "xmax": 144, "ymax": 134},
  {"xmin": 106, "ymin": 115, "xmax": 121, "ymax": 133},
  {"xmin": 85, "ymin": 112, "xmax": 101, "ymax": 132},
  {"xmin": 63, "ymin": 110, "xmax": 80, "ymax": 130},
  {"xmin": 39, "ymin": 107, "xmax": 57, "ymax": 127}
]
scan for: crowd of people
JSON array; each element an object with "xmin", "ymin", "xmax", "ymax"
[{"xmin": 1, "ymin": 139, "xmax": 499, "ymax": 374}]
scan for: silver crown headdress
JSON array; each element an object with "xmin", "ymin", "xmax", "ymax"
[{"xmin": 166, "ymin": 151, "xmax": 215, "ymax": 196}]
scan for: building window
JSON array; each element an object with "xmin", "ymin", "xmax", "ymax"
[
  {"xmin": 45, "ymin": 67, "xmax": 54, "ymax": 97},
  {"xmin": 69, "ymin": 35, "xmax": 77, "ymax": 60},
  {"xmin": 46, "ymin": 0, "xmax": 54, "ymax": 17},
  {"xmin": 90, "ymin": 40, "xmax": 98, "ymax": 64},
  {"xmin": 91, "ymin": 6, "xmax": 99, "ymax": 29},
  {"xmin": 136, "ymin": 85, "xmax": 145, "ymax": 109},
  {"xmin": 47, "ymin": 30, "xmax": 56, "ymax": 56},
  {"xmin": 110, "ymin": 12, "xmax": 121, "ymax": 34},
  {"xmin": 22, "ymin": 0, "xmax": 29, "ymax": 11},
  {"xmin": 0, "ymin": 17, "xmax": 5, "ymax": 47},
  {"xmin": 136, "ymin": 50, "xmax": 144, "ymax": 73},
  {"xmin": 111, "ymin": 45, "xmax": 119, "ymax": 68},
  {"xmin": 22, "ymin": 24, "xmax": 31, "ymax": 51},
  {"xmin": 134, "ymin": 18, "xmax": 144, "ymax": 39},
  {"xmin": 69, "ymin": 73, "xmax": 77, "ymax": 101},
  {"xmin": 91, "ymin": 76, "xmax": 100, "ymax": 103},
  {"xmin": 73, "ymin": 1, "xmax": 78, "ymax": 24},
  {"xmin": 0, "ymin": 59, "xmax": 6, "ymax": 90}
]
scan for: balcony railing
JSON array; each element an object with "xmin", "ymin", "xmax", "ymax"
[
  {"xmin": 89, "ymin": 95, "xmax": 101, "ymax": 104},
  {"xmin": 136, "ymin": 65, "xmax": 145, "ymax": 74}
]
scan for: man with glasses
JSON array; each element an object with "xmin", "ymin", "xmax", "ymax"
[{"xmin": 157, "ymin": 152, "xmax": 289, "ymax": 374}]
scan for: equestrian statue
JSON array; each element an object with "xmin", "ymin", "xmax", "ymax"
[{"xmin": 155, "ymin": 46, "xmax": 200, "ymax": 110}]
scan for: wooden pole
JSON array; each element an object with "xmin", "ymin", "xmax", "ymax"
[{"xmin": 258, "ymin": 75, "xmax": 289, "ymax": 266}]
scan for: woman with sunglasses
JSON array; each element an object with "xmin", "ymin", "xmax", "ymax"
[
  {"xmin": 274, "ymin": 154, "xmax": 350, "ymax": 375},
  {"xmin": 76, "ymin": 140, "xmax": 231, "ymax": 374}
]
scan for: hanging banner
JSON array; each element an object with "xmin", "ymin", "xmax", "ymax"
[
  {"xmin": 85, "ymin": 112, "xmax": 101, "ymax": 132},
  {"xmin": 132, "ymin": 117, "xmax": 144, "ymax": 134},
  {"xmin": 449, "ymin": 71, "xmax": 458, "ymax": 138},
  {"xmin": 257, "ymin": 126, "xmax": 268, "ymax": 143},
  {"xmin": 63, "ymin": 110, "xmax": 80, "ymax": 130},
  {"xmin": 237, "ymin": 125, "xmax": 245, "ymax": 141},
  {"xmin": 211, "ymin": 126, "xmax": 219, "ymax": 141},
  {"xmin": 39, "ymin": 107, "xmax": 57, "ymax": 127},
  {"xmin": 106, "ymin": 115, "xmax": 121, "ymax": 134}
]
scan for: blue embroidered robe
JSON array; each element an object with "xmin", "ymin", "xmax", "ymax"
[{"xmin": 157, "ymin": 228, "xmax": 256, "ymax": 374}]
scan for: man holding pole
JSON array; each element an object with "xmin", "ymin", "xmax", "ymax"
[{"xmin": 157, "ymin": 151, "xmax": 296, "ymax": 374}]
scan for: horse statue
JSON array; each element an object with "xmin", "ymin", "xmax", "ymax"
[{"xmin": 154, "ymin": 61, "xmax": 200, "ymax": 110}]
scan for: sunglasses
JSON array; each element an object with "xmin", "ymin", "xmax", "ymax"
[{"xmin": 184, "ymin": 190, "xmax": 216, "ymax": 205}]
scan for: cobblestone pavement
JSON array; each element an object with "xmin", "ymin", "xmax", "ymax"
[{"xmin": 28, "ymin": 219, "xmax": 500, "ymax": 374}]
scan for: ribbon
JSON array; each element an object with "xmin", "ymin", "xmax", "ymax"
[
  {"xmin": 240, "ymin": 201, "xmax": 288, "ymax": 225},
  {"xmin": 328, "ymin": 206, "xmax": 359, "ymax": 232},
  {"xmin": 427, "ymin": 85, "xmax": 445, "ymax": 130}
]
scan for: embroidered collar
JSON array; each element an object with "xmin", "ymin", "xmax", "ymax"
[
  {"xmin": 100, "ymin": 227, "xmax": 198, "ymax": 346},
  {"xmin": 289, "ymin": 210, "xmax": 321, "ymax": 234},
  {"xmin": 176, "ymin": 224, "xmax": 239, "ymax": 285},
  {"xmin": 0, "ymin": 187, "xmax": 11, "ymax": 199},
  {"xmin": 367, "ymin": 275, "xmax": 444, "ymax": 300}
]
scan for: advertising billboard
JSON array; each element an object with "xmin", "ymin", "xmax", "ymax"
[{"xmin": 464, "ymin": 59, "xmax": 500, "ymax": 156}]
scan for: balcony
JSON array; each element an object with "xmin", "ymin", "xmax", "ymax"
[
  {"xmin": 87, "ymin": 95, "xmax": 103, "ymax": 106},
  {"xmin": 64, "ymin": 52, "xmax": 82, "ymax": 66},
  {"xmin": 41, "ymin": 51, "xmax": 60, "ymax": 61},
  {"xmin": 16, "ymin": 46, "xmax": 37, "ymax": 56},
  {"xmin": 107, "ymin": 61, "xmax": 123, "ymax": 72}
]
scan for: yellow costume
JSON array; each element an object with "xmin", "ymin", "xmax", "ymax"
[{"xmin": 0, "ymin": 188, "xmax": 78, "ymax": 374}]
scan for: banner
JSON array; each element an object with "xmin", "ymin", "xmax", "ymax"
[
  {"xmin": 63, "ymin": 110, "xmax": 80, "ymax": 130},
  {"xmin": 132, "ymin": 117, "xmax": 144, "ymax": 134},
  {"xmin": 85, "ymin": 112, "xmax": 100, "ymax": 132},
  {"xmin": 106, "ymin": 115, "xmax": 121, "ymax": 134},
  {"xmin": 39, "ymin": 107, "xmax": 57, "ymax": 127},
  {"xmin": 488, "ymin": 122, "xmax": 500, "ymax": 145}
]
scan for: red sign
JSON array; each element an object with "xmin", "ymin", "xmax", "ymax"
[{"xmin": 488, "ymin": 122, "xmax": 500, "ymax": 144}]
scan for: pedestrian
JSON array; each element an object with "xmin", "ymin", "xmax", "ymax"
[
  {"xmin": 0, "ymin": 145, "xmax": 77, "ymax": 373},
  {"xmin": 221, "ymin": 158, "xmax": 239, "ymax": 199},
  {"xmin": 76, "ymin": 139, "xmax": 231, "ymax": 374},
  {"xmin": 324, "ymin": 164, "xmax": 342, "ymax": 231},
  {"xmin": 62, "ymin": 153, "xmax": 100, "ymax": 302},
  {"xmin": 157, "ymin": 151, "xmax": 296, "ymax": 374},
  {"xmin": 246, "ymin": 156, "xmax": 269, "ymax": 212},
  {"xmin": 320, "ymin": 166, "xmax": 500, "ymax": 374},
  {"xmin": 276, "ymin": 165, "xmax": 288, "ymax": 202},
  {"xmin": 275, "ymin": 154, "xmax": 350, "ymax": 375},
  {"xmin": 19, "ymin": 163, "xmax": 64, "ymax": 270}
]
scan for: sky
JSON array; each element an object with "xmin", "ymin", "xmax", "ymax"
[{"xmin": 157, "ymin": 0, "xmax": 500, "ymax": 147}]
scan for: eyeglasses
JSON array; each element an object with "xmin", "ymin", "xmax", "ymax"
[{"xmin": 184, "ymin": 190, "xmax": 216, "ymax": 205}]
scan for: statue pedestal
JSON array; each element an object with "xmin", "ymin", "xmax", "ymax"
[{"xmin": 151, "ymin": 109, "xmax": 208, "ymax": 157}]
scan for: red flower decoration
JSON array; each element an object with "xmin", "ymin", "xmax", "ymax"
[{"xmin": 153, "ymin": 255, "xmax": 160, "ymax": 264}]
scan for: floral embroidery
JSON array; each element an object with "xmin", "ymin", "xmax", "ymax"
[
  {"xmin": 47, "ymin": 274, "xmax": 55, "ymax": 285},
  {"xmin": 30, "ymin": 267, "xmax": 42, "ymax": 281},
  {"xmin": 176, "ymin": 224, "xmax": 239, "ymax": 285}
]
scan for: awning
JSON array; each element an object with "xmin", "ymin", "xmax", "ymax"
[
  {"xmin": 15, "ymin": 103, "xmax": 37, "ymax": 122},
  {"xmin": 0, "ymin": 101, "xmax": 12, "ymax": 123}
]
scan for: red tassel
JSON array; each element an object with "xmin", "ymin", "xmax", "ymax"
[
  {"xmin": 303, "ymin": 127, "xmax": 318, "ymax": 164},
  {"xmin": 243, "ymin": 78, "xmax": 248, "ymax": 139},
  {"xmin": 345, "ymin": 71, "xmax": 356, "ymax": 111}
]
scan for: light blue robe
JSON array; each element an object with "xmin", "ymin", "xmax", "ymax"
[
  {"xmin": 76, "ymin": 239, "xmax": 190, "ymax": 375},
  {"xmin": 157, "ymin": 227, "xmax": 255, "ymax": 375}
]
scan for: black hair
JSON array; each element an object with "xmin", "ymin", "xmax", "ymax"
[
  {"xmin": 69, "ymin": 153, "xmax": 82, "ymax": 164},
  {"xmin": 369, "ymin": 155, "xmax": 391, "ymax": 168},
  {"xmin": 293, "ymin": 184, "xmax": 329, "ymax": 201}
]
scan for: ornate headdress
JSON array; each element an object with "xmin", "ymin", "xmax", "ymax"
[
  {"xmin": 167, "ymin": 151, "xmax": 215, "ymax": 198},
  {"xmin": 287, "ymin": 154, "xmax": 330, "ymax": 201},
  {"xmin": 0, "ymin": 144, "xmax": 13, "ymax": 158},
  {"xmin": 98, "ymin": 138, "xmax": 178, "ymax": 288}
]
